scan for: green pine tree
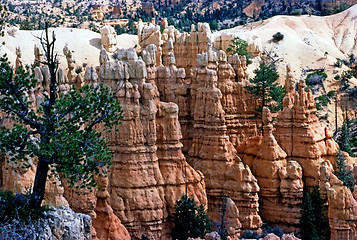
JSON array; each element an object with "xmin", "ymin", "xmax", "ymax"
[
  {"xmin": 311, "ymin": 186, "xmax": 329, "ymax": 240},
  {"xmin": 336, "ymin": 121, "xmax": 353, "ymax": 156},
  {"xmin": 334, "ymin": 151, "xmax": 355, "ymax": 191},
  {"xmin": 141, "ymin": 234, "xmax": 150, "ymax": 240},
  {"xmin": 300, "ymin": 192, "xmax": 320, "ymax": 240},
  {"xmin": 0, "ymin": 4, "xmax": 8, "ymax": 39},
  {"xmin": 0, "ymin": 25, "xmax": 123, "ymax": 208},
  {"xmin": 171, "ymin": 195, "xmax": 211, "ymax": 240},
  {"xmin": 245, "ymin": 63, "xmax": 286, "ymax": 123},
  {"xmin": 226, "ymin": 37, "xmax": 252, "ymax": 65}
]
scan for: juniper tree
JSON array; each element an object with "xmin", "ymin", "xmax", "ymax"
[
  {"xmin": 300, "ymin": 186, "xmax": 330, "ymax": 240},
  {"xmin": 0, "ymin": 25, "xmax": 123, "ymax": 208},
  {"xmin": 216, "ymin": 196, "xmax": 229, "ymax": 240}
]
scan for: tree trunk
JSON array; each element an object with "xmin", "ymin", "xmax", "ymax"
[{"xmin": 30, "ymin": 160, "xmax": 49, "ymax": 208}]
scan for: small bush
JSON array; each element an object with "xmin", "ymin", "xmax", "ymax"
[
  {"xmin": 262, "ymin": 224, "xmax": 284, "ymax": 237},
  {"xmin": 290, "ymin": 9, "xmax": 302, "ymax": 15},
  {"xmin": 306, "ymin": 71, "xmax": 327, "ymax": 84},
  {"xmin": 327, "ymin": 90, "xmax": 336, "ymax": 98},
  {"xmin": 0, "ymin": 219, "xmax": 42, "ymax": 239},
  {"xmin": 340, "ymin": 70, "xmax": 354, "ymax": 91},
  {"xmin": 334, "ymin": 58, "xmax": 342, "ymax": 67},
  {"xmin": 75, "ymin": 67, "xmax": 82, "ymax": 74},
  {"xmin": 319, "ymin": 113, "xmax": 329, "ymax": 121},
  {"xmin": 241, "ymin": 230, "xmax": 261, "ymax": 239},
  {"xmin": 112, "ymin": 52, "xmax": 119, "ymax": 60},
  {"xmin": 315, "ymin": 95, "xmax": 329, "ymax": 107},
  {"xmin": 348, "ymin": 86, "xmax": 357, "ymax": 99},
  {"xmin": 240, "ymin": 224, "xmax": 285, "ymax": 239},
  {"xmin": 226, "ymin": 37, "xmax": 252, "ymax": 65},
  {"xmin": 171, "ymin": 195, "xmax": 211, "ymax": 240},
  {"xmin": 209, "ymin": 20, "xmax": 219, "ymax": 31},
  {"xmin": 141, "ymin": 234, "xmax": 150, "ymax": 240},
  {"xmin": 316, "ymin": 102, "xmax": 322, "ymax": 110},
  {"xmin": 306, "ymin": 71, "xmax": 327, "ymax": 86},
  {"xmin": 272, "ymin": 32, "xmax": 284, "ymax": 42},
  {"xmin": 0, "ymin": 191, "xmax": 49, "ymax": 225}
]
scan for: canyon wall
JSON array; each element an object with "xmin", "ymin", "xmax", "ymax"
[
  {"xmin": 1, "ymin": 17, "xmax": 357, "ymax": 240},
  {"xmin": 97, "ymin": 47, "xmax": 207, "ymax": 239},
  {"xmin": 137, "ymin": 21, "xmax": 357, "ymax": 238}
]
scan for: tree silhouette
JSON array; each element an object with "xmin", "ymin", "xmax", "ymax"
[{"xmin": 0, "ymin": 25, "xmax": 123, "ymax": 208}]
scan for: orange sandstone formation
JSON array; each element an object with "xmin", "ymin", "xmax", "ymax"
[
  {"xmin": 98, "ymin": 47, "xmax": 207, "ymax": 239},
  {"xmin": 93, "ymin": 174, "xmax": 131, "ymax": 240},
  {"xmin": 319, "ymin": 159, "xmax": 357, "ymax": 240},
  {"xmin": 275, "ymin": 77, "xmax": 339, "ymax": 189},
  {"xmin": 147, "ymin": 23, "xmax": 262, "ymax": 230},
  {"xmin": 3, "ymin": 19, "xmax": 357, "ymax": 239},
  {"xmin": 154, "ymin": 41, "xmax": 261, "ymax": 229},
  {"xmin": 187, "ymin": 55, "xmax": 261, "ymax": 229},
  {"xmin": 237, "ymin": 107, "xmax": 303, "ymax": 228}
]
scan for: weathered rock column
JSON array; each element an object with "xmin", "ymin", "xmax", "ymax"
[{"xmin": 188, "ymin": 57, "xmax": 261, "ymax": 229}]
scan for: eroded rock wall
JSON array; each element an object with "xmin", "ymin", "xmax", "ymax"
[
  {"xmin": 98, "ymin": 47, "xmax": 207, "ymax": 239},
  {"xmin": 237, "ymin": 107, "xmax": 303, "ymax": 228},
  {"xmin": 274, "ymin": 77, "xmax": 339, "ymax": 189},
  {"xmin": 154, "ymin": 46, "xmax": 261, "ymax": 230}
]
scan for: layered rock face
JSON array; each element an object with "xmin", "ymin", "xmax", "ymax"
[
  {"xmin": 328, "ymin": 185, "xmax": 357, "ymax": 240},
  {"xmin": 153, "ymin": 22, "xmax": 258, "ymax": 153},
  {"xmin": 274, "ymin": 77, "xmax": 339, "ymax": 189},
  {"xmin": 97, "ymin": 47, "xmax": 207, "ymax": 239},
  {"xmin": 138, "ymin": 21, "xmax": 274, "ymax": 232},
  {"xmin": 236, "ymin": 65, "xmax": 340, "ymax": 228},
  {"xmin": 153, "ymin": 38, "xmax": 262, "ymax": 230},
  {"xmin": 237, "ymin": 107, "xmax": 303, "ymax": 228},
  {"xmin": 319, "ymin": 160, "xmax": 357, "ymax": 240},
  {"xmin": 3, "ymin": 19, "xmax": 357, "ymax": 239},
  {"xmin": 92, "ymin": 174, "xmax": 131, "ymax": 240},
  {"xmin": 145, "ymin": 23, "xmax": 263, "ymax": 230},
  {"xmin": 187, "ymin": 59, "xmax": 261, "ymax": 229}
]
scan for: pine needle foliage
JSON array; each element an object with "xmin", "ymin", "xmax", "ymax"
[
  {"xmin": 300, "ymin": 186, "xmax": 329, "ymax": 240},
  {"xmin": 334, "ymin": 151, "xmax": 355, "ymax": 191},
  {"xmin": 171, "ymin": 195, "xmax": 211, "ymax": 240},
  {"xmin": 226, "ymin": 37, "xmax": 252, "ymax": 65},
  {"xmin": 0, "ymin": 25, "xmax": 123, "ymax": 208},
  {"xmin": 245, "ymin": 63, "xmax": 286, "ymax": 120},
  {"xmin": 336, "ymin": 122, "xmax": 353, "ymax": 156},
  {"xmin": 300, "ymin": 191, "xmax": 320, "ymax": 240}
]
